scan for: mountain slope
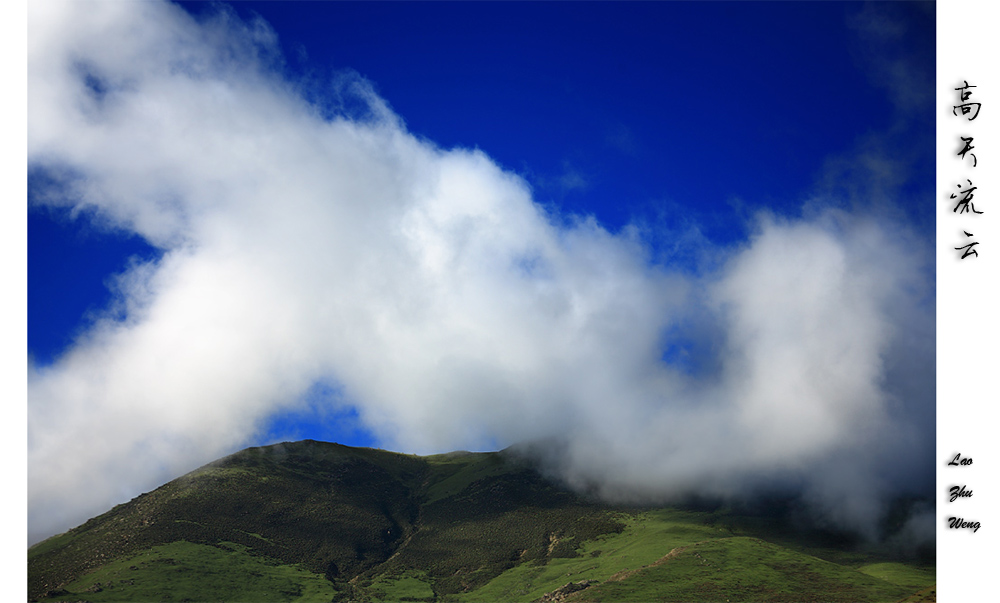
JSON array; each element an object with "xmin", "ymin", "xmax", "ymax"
[
  {"xmin": 28, "ymin": 440, "xmax": 934, "ymax": 602},
  {"xmin": 30, "ymin": 441, "xmax": 427, "ymax": 599}
]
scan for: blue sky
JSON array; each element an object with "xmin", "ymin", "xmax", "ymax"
[{"xmin": 28, "ymin": 1, "xmax": 936, "ymax": 544}]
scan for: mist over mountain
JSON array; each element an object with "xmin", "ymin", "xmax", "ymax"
[
  {"xmin": 28, "ymin": 0, "xmax": 935, "ymax": 547},
  {"xmin": 28, "ymin": 441, "xmax": 935, "ymax": 603}
]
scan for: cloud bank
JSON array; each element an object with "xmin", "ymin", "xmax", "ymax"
[{"xmin": 28, "ymin": 0, "xmax": 934, "ymax": 545}]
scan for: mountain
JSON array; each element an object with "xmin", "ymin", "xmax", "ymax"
[{"xmin": 28, "ymin": 440, "xmax": 935, "ymax": 602}]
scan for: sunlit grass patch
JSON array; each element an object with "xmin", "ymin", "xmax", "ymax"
[
  {"xmin": 858, "ymin": 562, "xmax": 935, "ymax": 591},
  {"xmin": 37, "ymin": 540, "xmax": 337, "ymax": 602},
  {"xmin": 367, "ymin": 570, "xmax": 437, "ymax": 602},
  {"xmin": 568, "ymin": 537, "xmax": 915, "ymax": 603}
]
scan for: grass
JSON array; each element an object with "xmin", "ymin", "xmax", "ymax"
[
  {"xmin": 857, "ymin": 562, "xmax": 936, "ymax": 591},
  {"xmin": 366, "ymin": 570, "xmax": 437, "ymax": 602},
  {"xmin": 423, "ymin": 451, "xmax": 510, "ymax": 504},
  {"xmin": 27, "ymin": 530, "xmax": 77, "ymax": 561},
  {"xmin": 564, "ymin": 537, "xmax": 916, "ymax": 603},
  {"xmin": 35, "ymin": 540, "xmax": 337, "ymax": 602},
  {"xmin": 898, "ymin": 585, "xmax": 937, "ymax": 602},
  {"xmin": 456, "ymin": 508, "xmax": 733, "ymax": 602}
]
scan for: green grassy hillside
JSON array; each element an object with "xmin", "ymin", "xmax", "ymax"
[
  {"xmin": 28, "ymin": 440, "xmax": 934, "ymax": 602},
  {"xmin": 559, "ymin": 537, "xmax": 926, "ymax": 603}
]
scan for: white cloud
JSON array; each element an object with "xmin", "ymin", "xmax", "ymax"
[{"xmin": 28, "ymin": 0, "xmax": 934, "ymax": 545}]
